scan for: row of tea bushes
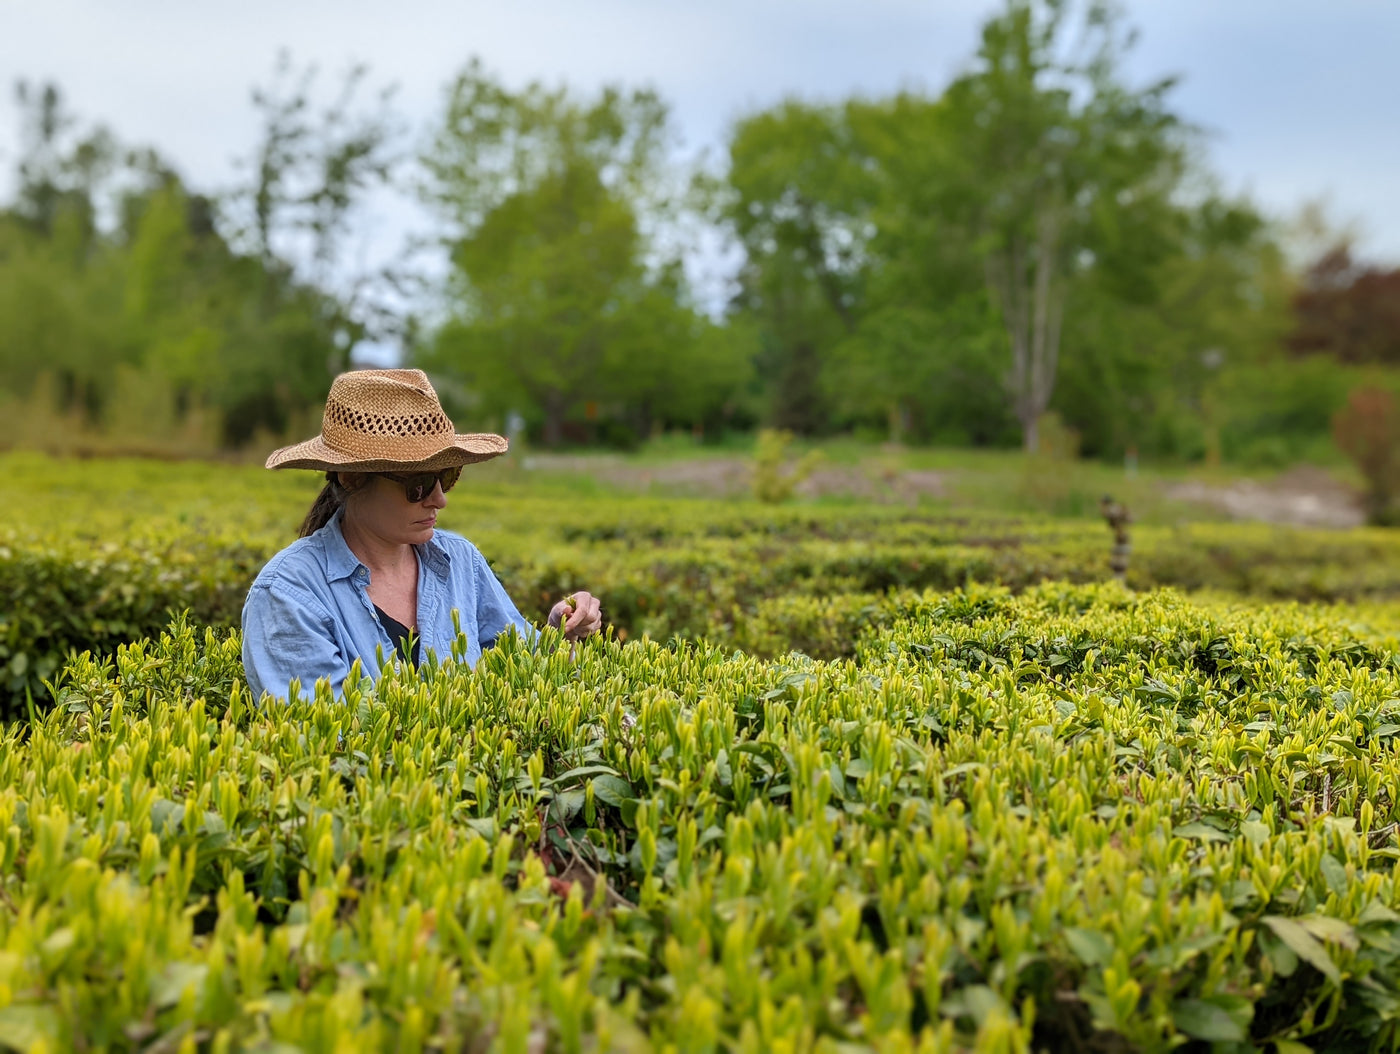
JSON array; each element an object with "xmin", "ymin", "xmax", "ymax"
[
  {"xmin": 7, "ymin": 451, "xmax": 1400, "ymax": 716},
  {"xmin": 0, "ymin": 529, "xmax": 264, "ymax": 712},
  {"xmin": 729, "ymin": 583, "xmax": 1400, "ymax": 665},
  {"xmin": 9, "ymin": 514, "xmax": 1400, "ymax": 717},
  {"xmin": 0, "ymin": 526, "xmax": 1054, "ymax": 714},
  {"xmin": 4, "ymin": 584, "xmax": 1400, "ymax": 1050}
]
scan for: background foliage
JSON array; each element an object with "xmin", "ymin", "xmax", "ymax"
[{"xmin": 1, "ymin": 0, "xmax": 1396, "ymax": 468}]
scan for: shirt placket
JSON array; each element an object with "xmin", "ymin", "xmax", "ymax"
[
  {"xmin": 416, "ymin": 552, "xmax": 441, "ymax": 659},
  {"xmin": 352, "ymin": 565, "xmax": 394, "ymax": 662}
]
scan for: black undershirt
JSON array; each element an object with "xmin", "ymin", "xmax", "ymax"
[{"xmin": 374, "ymin": 605, "xmax": 421, "ymax": 666}]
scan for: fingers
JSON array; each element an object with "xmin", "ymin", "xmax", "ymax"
[
  {"xmin": 547, "ymin": 599, "xmax": 570, "ymax": 629},
  {"xmin": 562, "ymin": 590, "xmax": 603, "ymax": 641},
  {"xmin": 547, "ymin": 591, "xmax": 603, "ymax": 641}
]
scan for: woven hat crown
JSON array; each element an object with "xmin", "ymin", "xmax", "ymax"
[
  {"xmin": 264, "ymin": 368, "xmax": 507, "ymax": 471},
  {"xmin": 321, "ymin": 369, "xmax": 455, "ymax": 458}
]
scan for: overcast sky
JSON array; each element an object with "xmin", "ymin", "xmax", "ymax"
[{"xmin": 3, "ymin": 0, "xmax": 1397, "ymax": 303}]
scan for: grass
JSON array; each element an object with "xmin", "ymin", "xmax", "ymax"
[
  {"xmin": 497, "ymin": 436, "xmax": 1359, "ymax": 527},
  {"xmin": 2, "ymin": 430, "xmax": 1363, "ymax": 531}
]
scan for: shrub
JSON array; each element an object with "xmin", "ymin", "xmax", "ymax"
[
  {"xmin": 8, "ymin": 587, "xmax": 1400, "ymax": 1048},
  {"xmin": 750, "ymin": 428, "xmax": 822, "ymax": 503},
  {"xmin": 1334, "ymin": 387, "xmax": 1400, "ymax": 525}
]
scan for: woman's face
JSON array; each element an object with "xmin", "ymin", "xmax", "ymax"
[{"xmin": 340, "ymin": 472, "xmax": 448, "ymax": 546}]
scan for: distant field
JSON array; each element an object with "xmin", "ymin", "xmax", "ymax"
[
  {"xmin": 507, "ymin": 440, "xmax": 1364, "ymax": 528},
  {"xmin": 0, "ymin": 449, "xmax": 1392, "ymax": 715}
]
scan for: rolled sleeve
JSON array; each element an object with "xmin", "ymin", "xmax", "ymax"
[{"xmin": 241, "ymin": 579, "xmax": 351, "ymax": 702}]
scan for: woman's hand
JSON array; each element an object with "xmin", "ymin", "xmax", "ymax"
[{"xmin": 547, "ymin": 590, "xmax": 603, "ymax": 642}]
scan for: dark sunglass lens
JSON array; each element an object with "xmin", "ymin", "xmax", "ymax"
[{"xmin": 390, "ymin": 469, "xmax": 458, "ymax": 502}]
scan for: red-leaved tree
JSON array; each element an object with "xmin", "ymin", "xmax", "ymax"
[{"xmin": 1290, "ymin": 249, "xmax": 1400, "ymax": 365}]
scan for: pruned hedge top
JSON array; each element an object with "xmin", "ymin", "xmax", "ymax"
[{"xmin": 4, "ymin": 583, "xmax": 1400, "ymax": 1050}]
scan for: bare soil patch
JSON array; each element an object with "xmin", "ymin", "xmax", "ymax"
[
  {"xmin": 521, "ymin": 454, "xmax": 948, "ymax": 503},
  {"xmin": 524, "ymin": 452, "xmax": 1363, "ymax": 527},
  {"xmin": 1164, "ymin": 465, "xmax": 1364, "ymax": 529}
]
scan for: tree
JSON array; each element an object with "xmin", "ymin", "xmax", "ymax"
[
  {"xmin": 723, "ymin": 101, "xmax": 874, "ymax": 434},
  {"xmin": 229, "ymin": 53, "xmax": 407, "ymax": 373},
  {"xmin": 419, "ymin": 61, "xmax": 731, "ymax": 445},
  {"xmin": 935, "ymin": 0, "xmax": 1186, "ymax": 451},
  {"xmin": 1289, "ymin": 247, "xmax": 1400, "ymax": 366},
  {"xmin": 1334, "ymin": 388, "xmax": 1400, "ymax": 525},
  {"xmin": 0, "ymin": 78, "xmax": 352, "ymax": 450},
  {"xmin": 11, "ymin": 80, "xmax": 117, "ymax": 241},
  {"xmin": 823, "ymin": 93, "xmax": 1014, "ymax": 444},
  {"xmin": 720, "ymin": 3, "xmax": 1197, "ymax": 451},
  {"xmin": 1053, "ymin": 191, "xmax": 1289, "ymax": 459}
]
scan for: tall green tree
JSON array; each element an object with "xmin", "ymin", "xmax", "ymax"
[
  {"xmin": 0, "ymin": 80, "xmax": 350, "ymax": 449},
  {"xmin": 724, "ymin": 101, "xmax": 873, "ymax": 434},
  {"xmin": 724, "ymin": 0, "xmax": 1276, "ymax": 455},
  {"xmin": 230, "ymin": 54, "xmax": 407, "ymax": 372},
  {"xmin": 825, "ymin": 94, "xmax": 1013, "ymax": 444},
  {"xmin": 934, "ymin": 0, "xmax": 1187, "ymax": 451},
  {"xmin": 419, "ymin": 61, "xmax": 741, "ymax": 445}
]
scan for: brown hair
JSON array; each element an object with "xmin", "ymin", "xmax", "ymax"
[
  {"xmin": 299, "ymin": 473, "xmax": 344, "ymax": 537},
  {"xmin": 298, "ymin": 472, "xmax": 370, "ymax": 537}
]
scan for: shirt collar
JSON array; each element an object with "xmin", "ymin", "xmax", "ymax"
[
  {"xmin": 320, "ymin": 506, "xmax": 452, "ymax": 582},
  {"xmin": 321, "ymin": 508, "xmax": 362, "ymax": 583},
  {"xmin": 416, "ymin": 533, "xmax": 452, "ymax": 578}
]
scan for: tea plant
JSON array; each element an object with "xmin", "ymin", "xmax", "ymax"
[
  {"xmin": 3, "ymin": 585, "xmax": 1400, "ymax": 1050},
  {"xmin": 9, "ymin": 457, "xmax": 1400, "ymax": 716}
]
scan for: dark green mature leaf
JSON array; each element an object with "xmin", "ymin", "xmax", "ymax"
[
  {"xmin": 590, "ymin": 774, "xmax": 635, "ymax": 808},
  {"xmin": 1173, "ymin": 821, "xmax": 1230, "ymax": 843},
  {"xmin": 1172, "ymin": 999, "xmax": 1245, "ymax": 1041},
  {"xmin": 1063, "ymin": 927, "xmax": 1113, "ymax": 966},
  {"xmin": 1263, "ymin": 917, "xmax": 1341, "ymax": 986},
  {"xmin": 1319, "ymin": 854, "xmax": 1349, "ymax": 896},
  {"xmin": 548, "ymin": 789, "xmax": 587, "ymax": 824}
]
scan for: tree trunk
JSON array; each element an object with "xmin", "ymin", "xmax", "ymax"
[
  {"xmin": 986, "ymin": 202, "xmax": 1065, "ymax": 454},
  {"xmin": 772, "ymin": 341, "xmax": 826, "ymax": 434},
  {"xmin": 542, "ymin": 390, "xmax": 567, "ymax": 447},
  {"xmin": 1022, "ymin": 413, "xmax": 1039, "ymax": 454},
  {"xmin": 887, "ymin": 402, "xmax": 906, "ymax": 444}
]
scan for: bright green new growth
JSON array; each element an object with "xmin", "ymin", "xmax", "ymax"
[{"xmin": 3, "ymin": 582, "xmax": 1400, "ymax": 1051}]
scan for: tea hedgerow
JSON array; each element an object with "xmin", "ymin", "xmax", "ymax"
[{"xmin": 2, "ymin": 584, "xmax": 1400, "ymax": 1050}]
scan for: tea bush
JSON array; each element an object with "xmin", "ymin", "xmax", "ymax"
[
  {"xmin": 0, "ymin": 530, "xmax": 265, "ymax": 710},
  {"xmin": 4, "ymin": 585, "xmax": 1400, "ymax": 1050},
  {"xmin": 8, "ymin": 449, "xmax": 1400, "ymax": 715}
]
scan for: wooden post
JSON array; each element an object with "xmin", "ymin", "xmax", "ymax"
[{"xmin": 1099, "ymin": 494, "xmax": 1131, "ymax": 583}]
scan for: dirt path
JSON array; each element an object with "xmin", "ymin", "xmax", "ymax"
[
  {"xmin": 1163, "ymin": 466, "xmax": 1364, "ymax": 529},
  {"xmin": 521, "ymin": 454, "xmax": 948, "ymax": 503},
  {"xmin": 523, "ymin": 453, "xmax": 1365, "ymax": 527}
]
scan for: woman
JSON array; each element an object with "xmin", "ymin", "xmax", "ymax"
[{"xmin": 241, "ymin": 368, "xmax": 602, "ymax": 701}]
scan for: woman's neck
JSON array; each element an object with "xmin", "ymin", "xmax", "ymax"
[{"xmin": 339, "ymin": 511, "xmax": 417, "ymax": 580}]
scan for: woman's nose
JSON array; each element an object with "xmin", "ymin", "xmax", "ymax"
[{"xmin": 426, "ymin": 481, "xmax": 448, "ymax": 508}]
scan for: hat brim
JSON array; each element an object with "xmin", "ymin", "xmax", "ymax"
[{"xmin": 265, "ymin": 433, "xmax": 508, "ymax": 472}]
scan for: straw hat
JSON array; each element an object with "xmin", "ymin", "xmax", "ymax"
[{"xmin": 265, "ymin": 369, "xmax": 507, "ymax": 472}]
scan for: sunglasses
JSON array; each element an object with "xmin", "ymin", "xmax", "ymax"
[{"xmin": 381, "ymin": 467, "xmax": 462, "ymax": 503}]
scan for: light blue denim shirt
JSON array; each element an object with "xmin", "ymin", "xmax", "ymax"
[{"xmin": 241, "ymin": 508, "xmax": 535, "ymax": 701}]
